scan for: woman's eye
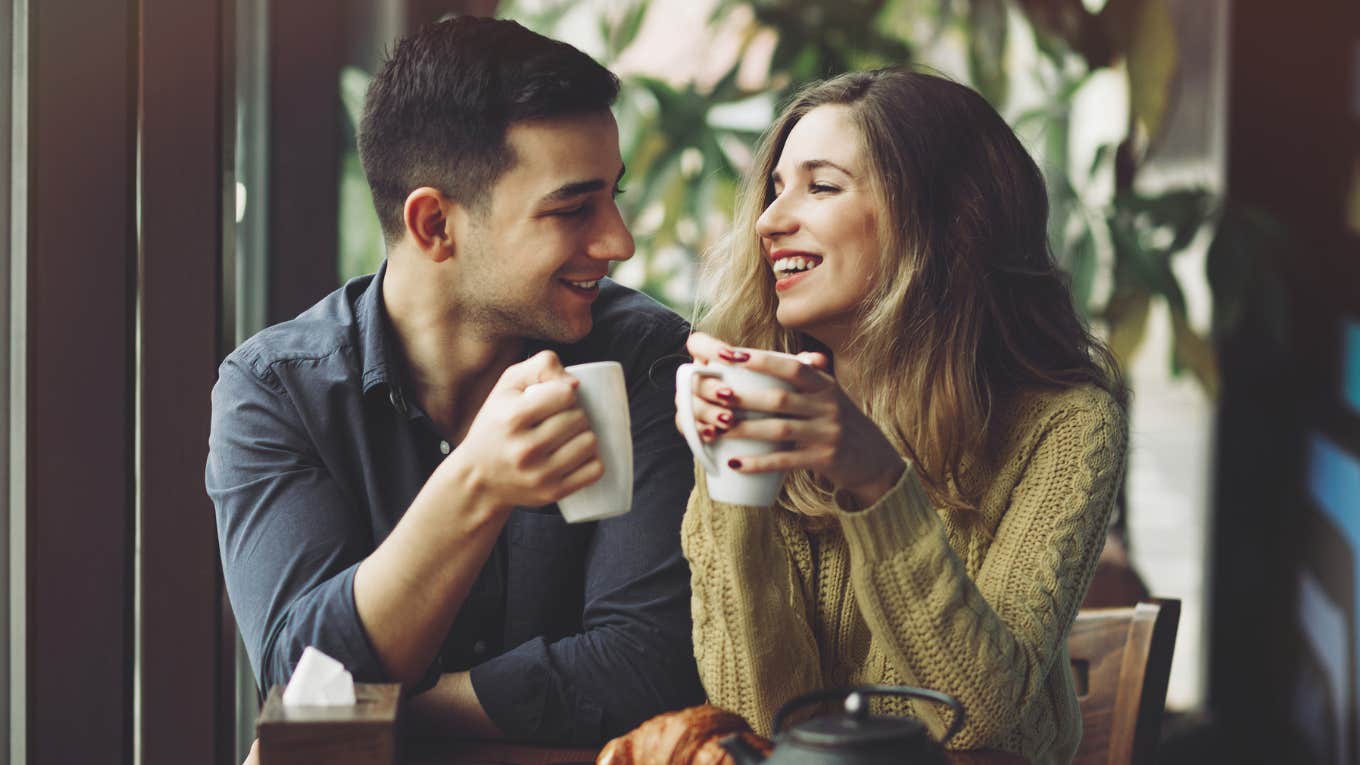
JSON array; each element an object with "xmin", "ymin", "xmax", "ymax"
[{"xmin": 810, "ymin": 183, "xmax": 839, "ymax": 194}]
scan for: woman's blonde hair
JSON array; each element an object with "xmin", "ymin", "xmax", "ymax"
[{"xmin": 698, "ymin": 68, "xmax": 1124, "ymax": 515}]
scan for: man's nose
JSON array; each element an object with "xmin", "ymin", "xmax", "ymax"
[{"xmin": 587, "ymin": 202, "xmax": 635, "ymax": 262}]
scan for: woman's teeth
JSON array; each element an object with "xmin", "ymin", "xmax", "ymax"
[
  {"xmin": 772, "ymin": 256, "xmax": 821, "ymax": 278},
  {"xmin": 565, "ymin": 279, "xmax": 600, "ymax": 289}
]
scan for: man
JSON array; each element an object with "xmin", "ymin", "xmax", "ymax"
[{"xmin": 207, "ymin": 16, "xmax": 702, "ymax": 745}]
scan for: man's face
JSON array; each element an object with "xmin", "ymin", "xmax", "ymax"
[{"xmin": 454, "ymin": 110, "xmax": 633, "ymax": 344}]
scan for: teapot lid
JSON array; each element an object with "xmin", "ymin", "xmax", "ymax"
[{"xmin": 784, "ymin": 692, "xmax": 928, "ymax": 748}]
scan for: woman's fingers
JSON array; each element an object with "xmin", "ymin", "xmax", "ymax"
[
  {"xmin": 723, "ymin": 446, "xmax": 838, "ymax": 475},
  {"xmin": 694, "ymin": 376, "xmax": 737, "ymax": 405},
  {"xmin": 673, "ymin": 396, "xmax": 734, "ymax": 439},
  {"xmin": 717, "ymin": 386, "xmax": 831, "ymax": 419},
  {"xmin": 732, "ymin": 350, "xmax": 834, "ymax": 393},
  {"xmin": 721, "ymin": 415, "xmax": 837, "ymax": 445},
  {"xmin": 685, "ymin": 332, "xmax": 731, "ymax": 365}
]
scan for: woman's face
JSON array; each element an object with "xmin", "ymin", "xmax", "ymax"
[{"xmin": 758, "ymin": 104, "xmax": 882, "ymax": 347}]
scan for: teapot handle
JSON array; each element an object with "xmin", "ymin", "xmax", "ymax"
[{"xmin": 770, "ymin": 685, "xmax": 966, "ymax": 746}]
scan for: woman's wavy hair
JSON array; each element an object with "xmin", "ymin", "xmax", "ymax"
[{"xmin": 698, "ymin": 67, "xmax": 1125, "ymax": 515}]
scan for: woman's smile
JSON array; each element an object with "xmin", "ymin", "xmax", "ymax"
[{"xmin": 769, "ymin": 249, "xmax": 823, "ymax": 291}]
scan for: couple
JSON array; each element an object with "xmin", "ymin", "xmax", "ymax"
[{"xmin": 207, "ymin": 16, "xmax": 1126, "ymax": 765}]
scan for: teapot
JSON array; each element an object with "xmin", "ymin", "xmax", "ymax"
[{"xmin": 720, "ymin": 685, "xmax": 964, "ymax": 765}]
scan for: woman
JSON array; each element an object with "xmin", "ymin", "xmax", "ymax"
[{"xmin": 678, "ymin": 68, "xmax": 1127, "ymax": 765}]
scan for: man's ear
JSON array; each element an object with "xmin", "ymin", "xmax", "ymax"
[{"xmin": 402, "ymin": 187, "xmax": 462, "ymax": 263}]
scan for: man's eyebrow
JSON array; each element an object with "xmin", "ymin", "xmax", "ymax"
[
  {"xmin": 539, "ymin": 166, "xmax": 628, "ymax": 204},
  {"xmin": 771, "ymin": 159, "xmax": 854, "ymax": 184}
]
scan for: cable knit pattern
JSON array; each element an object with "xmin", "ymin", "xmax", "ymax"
[{"xmin": 680, "ymin": 385, "xmax": 1127, "ymax": 765}]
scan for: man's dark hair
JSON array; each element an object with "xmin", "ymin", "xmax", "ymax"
[{"xmin": 358, "ymin": 16, "xmax": 620, "ymax": 243}]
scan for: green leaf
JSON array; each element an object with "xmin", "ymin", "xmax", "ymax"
[
  {"xmin": 1170, "ymin": 310, "xmax": 1220, "ymax": 397},
  {"xmin": 1124, "ymin": 0, "xmax": 1178, "ymax": 140},
  {"xmin": 1103, "ymin": 288, "xmax": 1151, "ymax": 368},
  {"xmin": 1066, "ymin": 225, "xmax": 1099, "ymax": 316},
  {"xmin": 967, "ymin": 0, "xmax": 1011, "ymax": 106},
  {"xmin": 605, "ymin": 1, "xmax": 648, "ymax": 58},
  {"xmin": 1088, "ymin": 143, "xmax": 1115, "ymax": 180}
]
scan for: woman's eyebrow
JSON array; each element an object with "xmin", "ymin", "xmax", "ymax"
[
  {"xmin": 800, "ymin": 158, "xmax": 854, "ymax": 176},
  {"xmin": 771, "ymin": 159, "xmax": 855, "ymax": 185}
]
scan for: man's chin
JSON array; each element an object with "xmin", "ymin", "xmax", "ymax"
[{"xmin": 527, "ymin": 315, "xmax": 593, "ymax": 345}]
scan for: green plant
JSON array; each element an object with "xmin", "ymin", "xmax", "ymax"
[{"xmin": 336, "ymin": 0, "xmax": 1284, "ymax": 396}]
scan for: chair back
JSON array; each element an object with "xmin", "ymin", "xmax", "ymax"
[{"xmin": 1068, "ymin": 598, "xmax": 1180, "ymax": 765}]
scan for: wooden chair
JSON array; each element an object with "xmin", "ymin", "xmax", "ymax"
[{"xmin": 1068, "ymin": 598, "xmax": 1180, "ymax": 765}]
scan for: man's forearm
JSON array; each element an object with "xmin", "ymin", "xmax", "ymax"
[
  {"xmin": 406, "ymin": 672, "xmax": 505, "ymax": 739},
  {"xmin": 354, "ymin": 454, "xmax": 509, "ymax": 684}
]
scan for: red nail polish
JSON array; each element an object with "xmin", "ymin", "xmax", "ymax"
[
  {"xmin": 715, "ymin": 388, "xmax": 735, "ymax": 401},
  {"xmin": 702, "ymin": 426, "xmax": 715, "ymax": 439},
  {"xmin": 728, "ymin": 458, "xmax": 742, "ymax": 469},
  {"xmin": 730, "ymin": 350, "xmax": 750, "ymax": 362},
  {"xmin": 717, "ymin": 412, "xmax": 733, "ymax": 425},
  {"xmin": 718, "ymin": 348, "xmax": 737, "ymax": 361}
]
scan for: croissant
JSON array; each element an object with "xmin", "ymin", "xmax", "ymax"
[{"xmin": 597, "ymin": 705, "xmax": 774, "ymax": 765}]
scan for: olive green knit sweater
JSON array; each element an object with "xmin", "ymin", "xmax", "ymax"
[{"xmin": 681, "ymin": 385, "xmax": 1127, "ymax": 765}]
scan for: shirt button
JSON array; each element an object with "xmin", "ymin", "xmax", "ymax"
[
  {"xmin": 472, "ymin": 640, "xmax": 487, "ymax": 656},
  {"xmin": 439, "ymin": 440, "xmax": 451, "ymax": 455}
]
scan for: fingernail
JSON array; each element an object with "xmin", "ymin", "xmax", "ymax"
[
  {"xmin": 716, "ymin": 412, "xmax": 733, "ymax": 425},
  {"xmin": 727, "ymin": 458, "xmax": 742, "ymax": 470},
  {"xmin": 702, "ymin": 426, "xmax": 715, "ymax": 440},
  {"xmin": 718, "ymin": 348, "xmax": 737, "ymax": 361},
  {"xmin": 729, "ymin": 350, "xmax": 750, "ymax": 362},
  {"xmin": 715, "ymin": 388, "xmax": 735, "ymax": 401}
]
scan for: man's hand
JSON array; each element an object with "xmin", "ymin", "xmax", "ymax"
[
  {"xmin": 356, "ymin": 349, "xmax": 604, "ymax": 686},
  {"xmin": 447, "ymin": 350, "xmax": 604, "ymax": 512}
]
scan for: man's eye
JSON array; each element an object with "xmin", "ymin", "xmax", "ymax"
[
  {"xmin": 552, "ymin": 205, "xmax": 589, "ymax": 218},
  {"xmin": 612, "ymin": 185, "xmax": 626, "ymax": 198}
]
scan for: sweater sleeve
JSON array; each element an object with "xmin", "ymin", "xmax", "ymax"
[
  {"xmin": 835, "ymin": 391, "xmax": 1127, "ymax": 750},
  {"xmin": 680, "ymin": 466, "xmax": 824, "ymax": 735}
]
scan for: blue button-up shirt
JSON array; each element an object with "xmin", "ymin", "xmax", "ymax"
[{"xmin": 206, "ymin": 263, "xmax": 702, "ymax": 744}]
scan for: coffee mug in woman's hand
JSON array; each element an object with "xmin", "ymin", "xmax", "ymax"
[{"xmin": 676, "ymin": 352, "xmax": 798, "ymax": 506}]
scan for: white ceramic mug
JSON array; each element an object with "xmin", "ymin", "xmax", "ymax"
[
  {"xmin": 555, "ymin": 361, "xmax": 633, "ymax": 523},
  {"xmin": 675, "ymin": 352, "xmax": 797, "ymax": 506}
]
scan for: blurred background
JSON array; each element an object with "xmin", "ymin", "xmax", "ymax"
[{"xmin": 2, "ymin": 0, "xmax": 1357, "ymax": 763}]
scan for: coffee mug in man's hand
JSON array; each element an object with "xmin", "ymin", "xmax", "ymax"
[
  {"xmin": 675, "ymin": 352, "xmax": 797, "ymax": 506},
  {"xmin": 557, "ymin": 361, "xmax": 633, "ymax": 523}
]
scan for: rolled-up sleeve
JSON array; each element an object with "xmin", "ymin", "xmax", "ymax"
[
  {"xmin": 469, "ymin": 324, "xmax": 704, "ymax": 745},
  {"xmin": 206, "ymin": 353, "xmax": 387, "ymax": 691}
]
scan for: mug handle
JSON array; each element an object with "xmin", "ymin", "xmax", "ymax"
[{"xmin": 675, "ymin": 363, "xmax": 725, "ymax": 475}]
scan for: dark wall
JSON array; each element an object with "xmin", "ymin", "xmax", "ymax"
[{"xmin": 1211, "ymin": 0, "xmax": 1360, "ymax": 761}]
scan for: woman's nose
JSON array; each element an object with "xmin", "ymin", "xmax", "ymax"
[{"xmin": 755, "ymin": 192, "xmax": 797, "ymax": 240}]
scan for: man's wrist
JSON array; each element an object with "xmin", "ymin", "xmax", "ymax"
[{"xmin": 437, "ymin": 452, "xmax": 511, "ymax": 527}]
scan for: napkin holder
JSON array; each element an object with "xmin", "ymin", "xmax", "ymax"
[{"xmin": 257, "ymin": 682, "xmax": 401, "ymax": 765}]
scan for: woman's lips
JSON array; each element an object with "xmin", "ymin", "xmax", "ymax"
[{"xmin": 774, "ymin": 268, "xmax": 813, "ymax": 292}]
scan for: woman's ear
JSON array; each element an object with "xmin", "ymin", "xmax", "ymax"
[{"xmin": 402, "ymin": 187, "xmax": 458, "ymax": 263}]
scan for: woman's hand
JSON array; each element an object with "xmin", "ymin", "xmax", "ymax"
[{"xmin": 675, "ymin": 333, "xmax": 906, "ymax": 508}]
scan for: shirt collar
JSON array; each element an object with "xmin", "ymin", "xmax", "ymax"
[{"xmin": 355, "ymin": 261, "xmax": 417, "ymax": 416}]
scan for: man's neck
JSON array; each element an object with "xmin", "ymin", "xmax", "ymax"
[{"xmin": 383, "ymin": 258, "xmax": 524, "ymax": 441}]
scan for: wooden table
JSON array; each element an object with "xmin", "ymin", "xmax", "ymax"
[
  {"xmin": 403, "ymin": 739, "xmax": 1030, "ymax": 765},
  {"xmin": 250, "ymin": 682, "xmax": 1028, "ymax": 765},
  {"xmin": 247, "ymin": 733, "xmax": 1029, "ymax": 765}
]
